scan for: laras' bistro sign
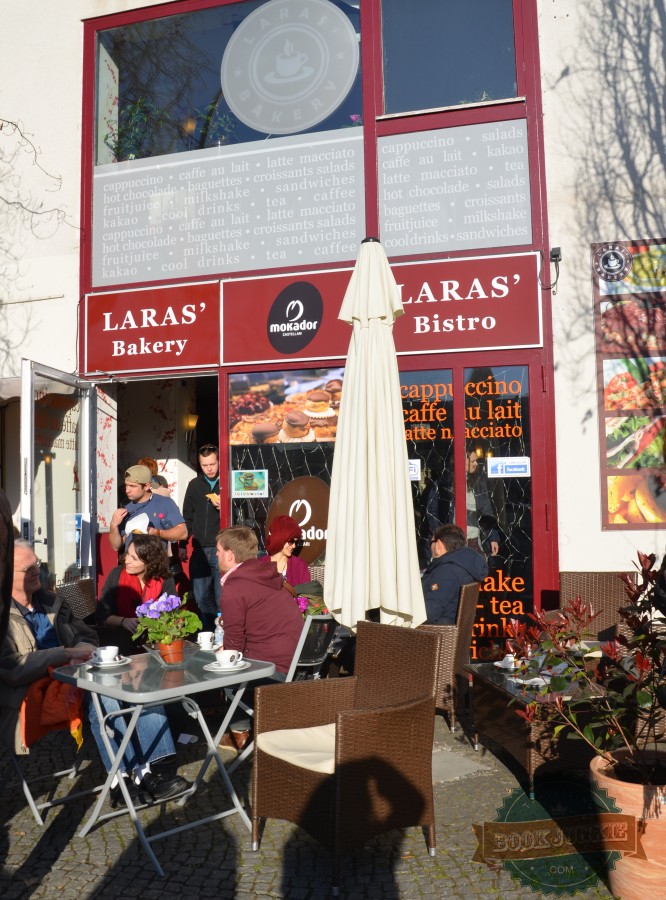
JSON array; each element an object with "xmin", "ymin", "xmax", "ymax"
[
  {"xmin": 221, "ymin": 252, "xmax": 542, "ymax": 364},
  {"xmin": 83, "ymin": 282, "xmax": 220, "ymax": 374}
]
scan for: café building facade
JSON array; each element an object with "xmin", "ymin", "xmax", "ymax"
[{"xmin": 1, "ymin": 0, "xmax": 664, "ymax": 659}]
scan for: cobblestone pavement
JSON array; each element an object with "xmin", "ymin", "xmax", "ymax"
[{"xmin": 0, "ymin": 711, "xmax": 614, "ymax": 899}]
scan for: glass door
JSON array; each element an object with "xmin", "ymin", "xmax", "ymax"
[{"xmin": 20, "ymin": 360, "xmax": 95, "ymax": 588}]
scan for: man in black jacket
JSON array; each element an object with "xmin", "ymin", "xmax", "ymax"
[
  {"xmin": 422, "ymin": 524, "xmax": 488, "ymax": 624},
  {"xmin": 182, "ymin": 445, "xmax": 220, "ymax": 631}
]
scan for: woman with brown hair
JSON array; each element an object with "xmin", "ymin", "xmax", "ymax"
[{"xmin": 97, "ymin": 534, "xmax": 177, "ymax": 640}]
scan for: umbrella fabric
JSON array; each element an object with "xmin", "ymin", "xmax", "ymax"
[{"xmin": 324, "ymin": 239, "xmax": 427, "ymax": 628}]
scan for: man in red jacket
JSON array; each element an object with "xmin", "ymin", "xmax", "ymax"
[{"xmin": 216, "ymin": 526, "xmax": 303, "ymax": 674}]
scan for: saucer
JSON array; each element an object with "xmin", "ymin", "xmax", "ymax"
[
  {"xmin": 203, "ymin": 660, "xmax": 251, "ymax": 673},
  {"xmin": 493, "ymin": 660, "xmax": 521, "ymax": 670},
  {"xmin": 89, "ymin": 656, "xmax": 130, "ymax": 669}
]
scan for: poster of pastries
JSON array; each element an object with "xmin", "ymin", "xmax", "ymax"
[
  {"xmin": 228, "ymin": 367, "xmax": 344, "ymax": 446},
  {"xmin": 593, "ymin": 238, "xmax": 666, "ymax": 528}
]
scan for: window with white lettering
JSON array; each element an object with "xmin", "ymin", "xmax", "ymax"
[{"xmin": 381, "ymin": 0, "xmax": 517, "ymax": 114}]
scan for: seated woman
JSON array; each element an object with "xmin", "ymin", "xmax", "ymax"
[
  {"xmin": 262, "ymin": 515, "xmax": 311, "ymax": 593},
  {"xmin": 97, "ymin": 534, "xmax": 177, "ymax": 650}
]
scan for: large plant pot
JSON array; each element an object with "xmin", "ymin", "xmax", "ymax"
[
  {"xmin": 156, "ymin": 639, "xmax": 184, "ymax": 664},
  {"xmin": 590, "ymin": 752, "xmax": 666, "ymax": 898}
]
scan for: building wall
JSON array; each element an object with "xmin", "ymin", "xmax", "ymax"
[
  {"xmin": 538, "ymin": 0, "xmax": 666, "ymax": 567},
  {"xmin": 2, "ymin": 0, "xmax": 664, "ymax": 571}
]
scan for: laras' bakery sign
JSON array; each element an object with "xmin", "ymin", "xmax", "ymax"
[{"xmin": 83, "ymin": 282, "xmax": 220, "ymax": 375}]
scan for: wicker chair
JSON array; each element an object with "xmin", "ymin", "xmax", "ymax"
[
  {"xmin": 251, "ymin": 621, "xmax": 439, "ymax": 895},
  {"xmin": 417, "ymin": 581, "xmax": 481, "ymax": 731},
  {"xmin": 55, "ymin": 579, "xmax": 96, "ymax": 622},
  {"xmin": 559, "ymin": 571, "xmax": 636, "ymax": 641}
]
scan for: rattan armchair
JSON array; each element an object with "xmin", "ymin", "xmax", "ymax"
[
  {"xmin": 559, "ymin": 571, "xmax": 636, "ymax": 641},
  {"xmin": 417, "ymin": 581, "xmax": 481, "ymax": 731},
  {"xmin": 251, "ymin": 621, "xmax": 439, "ymax": 895}
]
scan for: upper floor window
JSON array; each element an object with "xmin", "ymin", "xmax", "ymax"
[{"xmin": 381, "ymin": 0, "xmax": 517, "ymax": 115}]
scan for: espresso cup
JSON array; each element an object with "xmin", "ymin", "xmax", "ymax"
[
  {"xmin": 197, "ymin": 631, "xmax": 215, "ymax": 651},
  {"xmin": 217, "ymin": 649, "xmax": 243, "ymax": 667},
  {"xmin": 95, "ymin": 645, "xmax": 119, "ymax": 663},
  {"xmin": 501, "ymin": 653, "xmax": 516, "ymax": 668}
]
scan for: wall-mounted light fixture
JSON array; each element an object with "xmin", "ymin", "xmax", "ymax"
[{"xmin": 184, "ymin": 412, "xmax": 199, "ymax": 446}]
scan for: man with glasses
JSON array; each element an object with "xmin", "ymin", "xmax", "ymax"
[
  {"xmin": 182, "ymin": 445, "xmax": 221, "ymax": 631},
  {"xmin": 0, "ymin": 541, "xmax": 188, "ymax": 803},
  {"xmin": 422, "ymin": 524, "xmax": 488, "ymax": 624}
]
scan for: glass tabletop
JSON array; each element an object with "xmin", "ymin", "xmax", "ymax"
[{"xmin": 54, "ymin": 641, "xmax": 276, "ymax": 702}]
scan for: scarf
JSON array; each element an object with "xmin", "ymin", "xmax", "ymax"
[{"xmin": 116, "ymin": 568, "xmax": 166, "ymax": 618}]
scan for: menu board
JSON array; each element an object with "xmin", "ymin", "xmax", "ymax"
[
  {"xmin": 378, "ymin": 120, "xmax": 532, "ymax": 257},
  {"xmin": 92, "ymin": 130, "xmax": 365, "ymax": 287},
  {"xmin": 593, "ymin": 239, "xmax": 666, "ymax": 528}
]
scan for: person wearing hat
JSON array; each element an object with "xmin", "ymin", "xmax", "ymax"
[
  {"xmin": 108, "ymin": 465, "xmax": 187, "ymax": 553},
  {"xmin": 261, "ymin": 515, "xmax": 310, "ymax": 590}
]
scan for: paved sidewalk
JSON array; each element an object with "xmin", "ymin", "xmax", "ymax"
[{"xmin": 1, "ymin": 713, "xmax": 614, "ymax": 899}]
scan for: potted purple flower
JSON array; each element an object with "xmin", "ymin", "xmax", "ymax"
[{"xmin": 133, "ymin": 592, "xmax": 202, "ymax": 663}]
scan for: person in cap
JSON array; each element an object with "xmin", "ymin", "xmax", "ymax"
[
  {"xmin": 108, "ymin": 464, "xmax": 186, "ymax": 553},
  {"xmin": 261, "ymin": 515, "xmax": 310, "ymax": 591}
]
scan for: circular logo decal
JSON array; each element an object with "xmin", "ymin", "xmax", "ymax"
[
  {"xmin": 593, "ymin": 243, "xmax": 633, "ymax": 282},
  {"xmin": 268, "ymin": 476, "xmax": 330, "ymax": 563},
  {"xmin": 267, "ymin": 280, "xmax": 323, "ymax": 353},
  {"xmin": 221, "ymin": 0, "xmax": 359, "ymax": 135}
]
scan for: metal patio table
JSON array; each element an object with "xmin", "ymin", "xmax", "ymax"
[{"xmin": 54, "ymin": 643, "xmax": 275, "ymax": 876}]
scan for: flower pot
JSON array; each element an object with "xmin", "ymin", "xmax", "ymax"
[
  {"xmin": 156, "ymin": 639, "xmax": 184, "ymax": 664},
  {"xmin": 590, "ymin": 751, "xmax": 666, "ymax": 898}
]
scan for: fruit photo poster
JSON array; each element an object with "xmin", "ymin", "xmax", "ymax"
[{"xmin": 593, "ymin": 238, "xmax": 666, "ymax": 528}]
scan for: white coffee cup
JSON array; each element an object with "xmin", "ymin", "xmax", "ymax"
[
  {"xmin": 217, "ymin": 649, "xmax": 243, "ymax": 667},
  {"xmin": 95, "ymin": 645, "xmax": 119, "ymax": 663},
  {"xmin": 501, "ymin": 653, "xmax": 516, "ymax": 668},
  {"xmin": 197, "ymin": 631, "xmax": 215, "ymax": 651}
]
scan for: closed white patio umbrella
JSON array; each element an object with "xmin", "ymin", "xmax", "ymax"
[{"xmin": 324, "ymin": 238, "xmax": 426, "ymax": 628}]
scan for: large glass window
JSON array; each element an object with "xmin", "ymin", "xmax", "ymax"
[
  {"xmin": 381, "ymin": 0, "xmax": 517, "ymax": 114},
  {"xmin": 96, "ymin": 0, "xmax": 362, "ymax": 164},
  {"xmin": 465, "ymin": 364, "xmax": 532, "ymax": 661}
]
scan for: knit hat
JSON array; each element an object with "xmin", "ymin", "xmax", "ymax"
[
  {"xmin": 266, "ymin": 515, "xmax": 302, "ymax": 555},
  {"xmin": 124, "ymin": 464, "xmax": 152, "ymax": 485}
]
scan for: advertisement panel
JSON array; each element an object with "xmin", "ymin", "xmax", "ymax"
[
  {"xmin": 221, "ymin": 252, "xmax": 542, "ymax": 364},
  {"xmin": 593, "ymin": 239, "xmax": 666, "ymax": 528}
]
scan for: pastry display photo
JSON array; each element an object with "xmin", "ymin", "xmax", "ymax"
[{"xmin": 228, "ymin": 368, "xmax": 344, "ymax": 445}]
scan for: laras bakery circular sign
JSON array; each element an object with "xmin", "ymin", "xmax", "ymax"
[{"xmin": 220, "ymin": 0, "xmax": 359, "ymax": 135}]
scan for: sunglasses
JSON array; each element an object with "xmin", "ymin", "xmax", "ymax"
[{"xmin": 198, "ymin": 445, "xmax": 219, "ymax": 456}]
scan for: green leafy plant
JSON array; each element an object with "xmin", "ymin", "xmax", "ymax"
[
  {"xmin": 506, "ymin": 552, "xmax": 666, "ymax": 784},
  {"xmin": 133, "ymin": 592, "xmax": 202, "ymax": 645}
]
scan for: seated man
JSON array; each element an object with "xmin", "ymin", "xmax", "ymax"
[
  {"xmin": 216, "ymin": 526, "xmax": 303, "ymax": 675},
  {"xmin": 422, "ymin": 524, "xmax": 488, "ymax": 624},
  {"xmin": 0, "ymin": 541, "xmax": 188, "ymax": 804}
]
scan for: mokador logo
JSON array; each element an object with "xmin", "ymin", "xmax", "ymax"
[
  {"xmin": 267, "ymin": 281, "xmax": 323, "ymax": 354},
  {"xmin": 267, "ymin": 476, "xmax": 329, "ymax": 564}
]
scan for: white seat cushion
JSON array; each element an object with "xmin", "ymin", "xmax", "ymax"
[{"xmin": 256, "ymin": 723, "xmax": 336, "ymax": 774}]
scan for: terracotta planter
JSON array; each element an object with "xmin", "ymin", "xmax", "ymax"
[
  {"xmin": 590, "ymin": 751, "xmax": 666, "ymax": 898},
  {"xmin": 156, "ymin": 639, "xmax": 184, "ymax": 664}
]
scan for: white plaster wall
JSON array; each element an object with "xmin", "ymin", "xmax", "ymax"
[
  {"xmin": 538, "ymin": 0, "xmax": 666, "ymax": 567},
  {"xmin": 0, "ymin": 0, "xmax": 173, "ymax": 378}
]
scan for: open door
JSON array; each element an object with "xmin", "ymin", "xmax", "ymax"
[{"xmin": 20, "ymin": 359, "xmax": 96, "ymax": 588}]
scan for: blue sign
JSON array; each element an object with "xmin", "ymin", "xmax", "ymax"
[{"xmin": 487, "ymin": 457, "xmax": 531, "ymax": 478}]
